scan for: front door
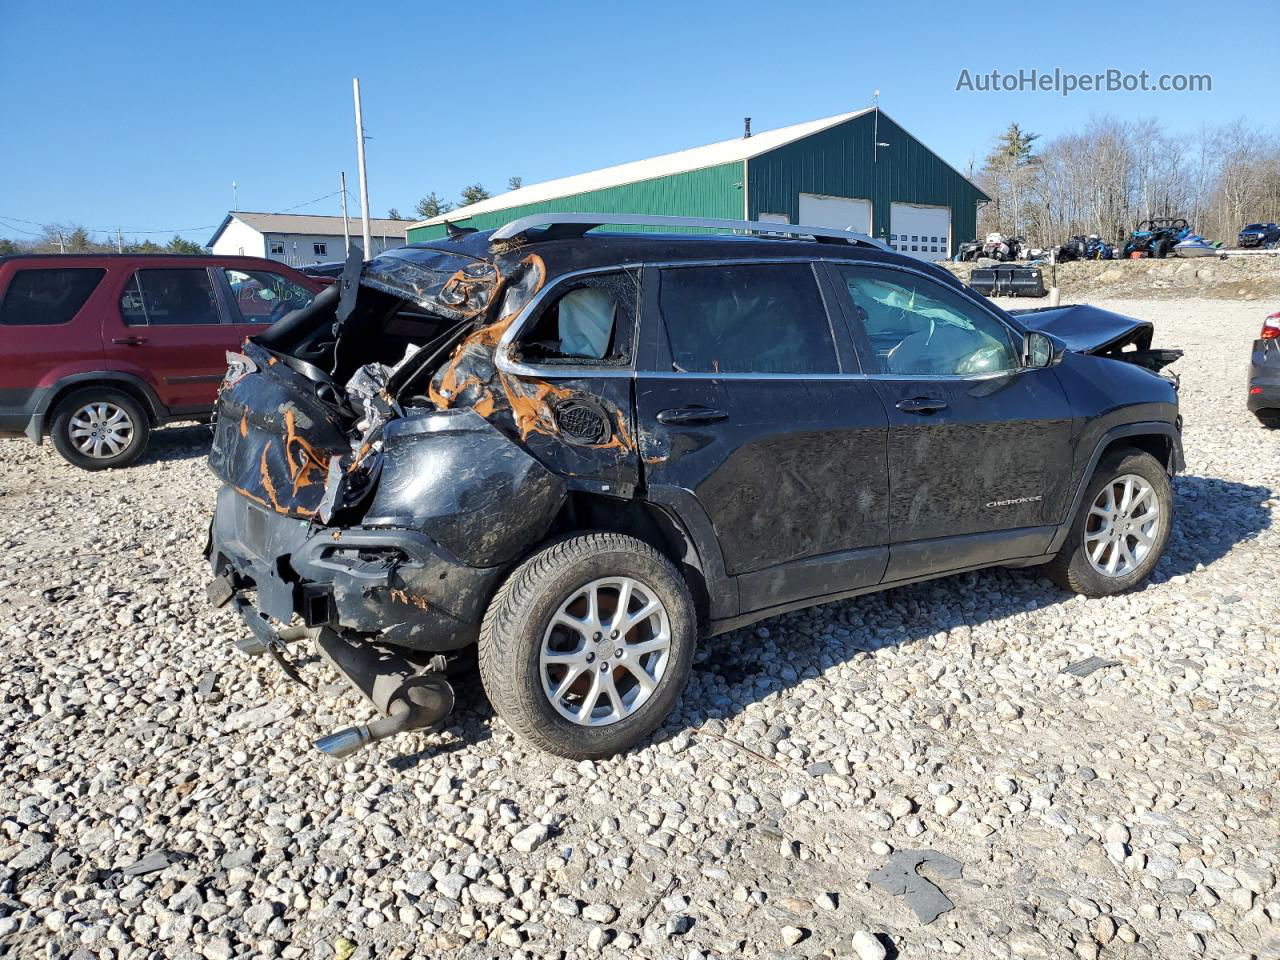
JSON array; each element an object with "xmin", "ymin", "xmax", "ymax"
[
  {"xmin": 827, "ymin": 262, "xmax": 1074, "ymax": 580},
  {"xmin": 107, "ymin": 266, "xmax": 239, "ymax": 413},
  {"xmin": 217, "ymin": 266, "xmax": 318, "ymax": 341},
  {"xmin": 636, "ymin": 260, "xmax": 890, "ymax": 616}
]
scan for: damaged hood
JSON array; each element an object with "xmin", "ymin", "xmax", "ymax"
[
  {"xmin": 1010, "ymin": 304, "xmax": 1153, "ymax": 354},
  {"xmin": 359, "ymin": 246, "xmax": 500, "ymax": 321}
]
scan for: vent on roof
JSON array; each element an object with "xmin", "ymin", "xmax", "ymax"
[{"xmin": 743, "ymin": 117, "xmax": 752, "ymax": 139}]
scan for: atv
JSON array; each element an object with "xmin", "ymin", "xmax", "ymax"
[{"xmin": 1122, "ymin": 218, "xmax": 1190, "ymax": 259}]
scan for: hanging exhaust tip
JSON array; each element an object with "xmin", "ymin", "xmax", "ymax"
[
  {"xmin": 312, "ymin": 671, "xmax": 455, "ymax": 758},
  {"xmin": 314, "ymin": 725, "xmax": 371, "ymax": 758}
]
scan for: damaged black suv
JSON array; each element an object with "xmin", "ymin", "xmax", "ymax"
[{"xmin": 206, "ymin": 214, "xmax": 1183, "ymax": 760}]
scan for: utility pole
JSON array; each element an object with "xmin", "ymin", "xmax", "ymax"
[
  {"xmin": 116, "ymin": 228, "xmax": 123, "ymax": 253},
  {"xmin": 352, "ymin": 77, "xmax": 372, "ymax": 255},
  {"xmin": 340, "ymin": 171, "xmax": 351, "ymax": 256},
  {"xmin": 873, "ymin": 90, "xmax": 880, "ymax": 163}
]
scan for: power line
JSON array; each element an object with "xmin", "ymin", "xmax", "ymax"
[{"xmin": 0, "ymin": 188, "xmax": 360, "ymax": 238}]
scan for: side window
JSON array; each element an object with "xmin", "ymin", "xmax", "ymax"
[
  {"xmin": 313, "ymin": 242, "xmax": 327, "ymax": 257},
  {"xmin": 836, "ymin": 265, "xmax": 1020, "ymax": 376},
  {"xmin": 514, "ymin": 271, "xmax": 637, "ymax": 366},
  {"xmin": 0, "ymin": 268, "xmax": 105, "ymax": 326},
  {"xmin": 270, "ymin": 241, "xmax": 286, "ymax": 256},
  {"xmin": 659, "ymin": 262, "xmax": 838, "ymax": 374},
  {"xmin": 119, "ymin": 269, "xmax": 221, "ymax": 327},
  {"xmin": 224, "ymin": 269, "xmax": 315, "ymax": 324}
]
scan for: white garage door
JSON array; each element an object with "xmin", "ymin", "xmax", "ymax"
[
  {"xmin": 889, "ymin": 203, "xmax": 951, "ymax": 261},
  {"xmin": 798, "ymin": 193, "xmax": 872, "ymax": 235}
]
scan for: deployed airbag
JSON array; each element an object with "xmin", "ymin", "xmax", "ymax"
[{"xmin": 557, "ymin": 287, "xmax": 615, "ymax": 359}]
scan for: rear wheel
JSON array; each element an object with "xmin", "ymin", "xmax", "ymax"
[
  {"xmin": 1256, "ymin": 408, "xmax": 1280, "ymax": 428},
  {"xmin": 49, "ymin": 387, "xmax": 150, "ymax": 470},
  {"xmin": 1046, "ymin": 448, "xmax": 1172, "ymax": 596},
  {"xmin": 478, "ymin": 533, "xmax": 696, "ymax": 759}
]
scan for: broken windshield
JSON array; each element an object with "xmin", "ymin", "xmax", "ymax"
[{"xmin": 360, "ymin": 247, "xmax": 502, "ymax": 323}]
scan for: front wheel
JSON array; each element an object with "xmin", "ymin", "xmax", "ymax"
[
  {"xmin": 478, "ymin": 533, "xmax": 696, "ymax": 759},
  {"xmin": 1045, "ymin": 448, "xmax": 1173, "ymax": 596},
  {"xmin": 49, "ymin": 387, "xmax": 150, "ymax": 470}
]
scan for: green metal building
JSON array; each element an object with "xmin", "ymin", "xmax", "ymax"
[{"xmin": 407, "ymin": 109, "xmax": 989, "ymax": 262}]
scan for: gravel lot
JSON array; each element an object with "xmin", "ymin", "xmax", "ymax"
[{"xmin": 1, "ymin": 297, "xmax": 1277, "ymax": 960}]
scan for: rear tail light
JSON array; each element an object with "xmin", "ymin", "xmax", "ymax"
[
  {"xmin": 1263, "ymin": 312, "xmax": 1280, "ymax": 340},
  {"xmin": 1252, "ymin": 386, "xmax": 1264, "ymax": 395}
]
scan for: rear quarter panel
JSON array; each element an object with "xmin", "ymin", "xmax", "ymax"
[{"xmin": 0, "ymin": 260, "xmax": 108, "ymax": 395}]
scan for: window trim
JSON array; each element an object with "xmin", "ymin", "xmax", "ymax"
[
  {"xmin": 496, "ymin": 256, "xmax": 1033, "ymax": 383},
  {"xmin": 269, "ymin": 241, "xmax": 286, "ymax": 255},
  {"xmin": 313, "ymin": 242, "xmax": 327, "ymax": 256},
  {"xmin": 496, "ymin": 264, "xmax": 644, "ymax": 379}
]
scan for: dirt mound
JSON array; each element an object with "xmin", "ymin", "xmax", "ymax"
[{"xmin": 945, "ymin": 254, "xmax": 1280, "ymax": 302}]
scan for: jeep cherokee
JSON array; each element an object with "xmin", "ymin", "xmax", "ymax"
[{"xmin": 205, "ymin": 214, "xmax": 1183, "ymax": 760}]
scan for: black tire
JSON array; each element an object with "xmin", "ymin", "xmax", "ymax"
[
  {"xmin": 1045, "ymin": 447, "xmax": 1173, "ymax": 596},
  {"xmin": 1256, "ymin": 408, "xmax": 1280, "ymax": 428},
  {"xmin": 478, "ymin": 533, "xmax": 696, "ymax": 759},
  {"xmin": 49, "ymin": 387, "xmax": 150, "ymax": 471},
  {"xmin": 1153, "ymin": 239, "xmax": 1172, "ymax": 259}
]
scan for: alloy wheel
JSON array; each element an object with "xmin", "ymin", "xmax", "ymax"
[
  {"xmin": 539, "ymin": 576, "xmax": 671, "ymax": 727},
  {"xmin": 1084, "ymin": 473, "xmax": 1161, "ymax": 577}
]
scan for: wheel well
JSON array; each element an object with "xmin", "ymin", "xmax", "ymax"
[
  {"xmin": 545, "ymin": 492, "xmax": 711, "ymax": 623},
  {"xmin": 1105, "ymin": 433, "xmax": 1173, "ymax": 472},
  {"xmin": 46, "ymin": 378, "xmax": 160, "ymax": 428}
]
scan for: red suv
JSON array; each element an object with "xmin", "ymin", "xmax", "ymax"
[{"xmin": 0, "ymin": 254, "xmax": 324, "ymax": 469}]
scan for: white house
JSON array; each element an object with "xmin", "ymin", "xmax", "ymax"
[{"xmin": 207, "ymin": 212, "xmax": 412, "ymax": 266}]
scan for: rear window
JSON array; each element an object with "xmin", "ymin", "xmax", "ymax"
[{"xmin": 0, "ymin": 268, "xmax": 105, "ymax": 326}]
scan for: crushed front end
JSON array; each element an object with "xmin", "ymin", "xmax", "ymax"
[{"xmin": 205, "ymin": 242, "xmax": 565, "ymax": 754}]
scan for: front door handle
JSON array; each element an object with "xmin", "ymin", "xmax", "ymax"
[
  {"xmin": 655, "ymin": 405, "xmax": 728, "ymax": 426},
  {"xmin": 111, "ymin": 336, "xmax": 148, "ymax": 346},
  {"xmin": 896, "ymin": 396, "xmax": 948, "ymax": 414}
]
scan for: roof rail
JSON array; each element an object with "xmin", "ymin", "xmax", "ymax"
[{"xmin": 489, "ymin": 213, "xmax": 889, "ymax": 250}]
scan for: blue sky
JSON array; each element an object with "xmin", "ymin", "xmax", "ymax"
[{"xmin": 1, "ymin": 1, "xmax": 1275, "ymax": 244}]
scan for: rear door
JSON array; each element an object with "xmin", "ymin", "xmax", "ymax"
[
  {"xmin": 635, "ymin": 259, "xmax": 890, "ymax": 616},
  {"xmin": 106, "ymin": 266, "xmax": 239, "ymax": 413},
  {"xmin": 827, "ymin": 262, "xmax": 1074, "ymax": 580}
]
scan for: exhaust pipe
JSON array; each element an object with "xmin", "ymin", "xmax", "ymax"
[{"xmin": 313, "ymin": 628, "xmax": 454, "ymax": 757}]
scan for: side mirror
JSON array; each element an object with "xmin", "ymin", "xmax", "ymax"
[{"xmin": 1023, "ymin": 330, "xmax": 1064, "ymax": 368}]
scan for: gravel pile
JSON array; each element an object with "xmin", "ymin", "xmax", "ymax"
[
  {"xmin": 1, "ymin": 297, "xmax": 1277, "ymax": 960},
  {"xmin": 947, "ymin": 257, "xmax": 1280, "ymax": 302}
]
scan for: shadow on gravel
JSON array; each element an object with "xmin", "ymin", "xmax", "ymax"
[
  {"xmin": 674, "ymin": 472, "xmax": 1271, "ymax": 741},
  {"xmin": 374, "ymin": 475, "xmax": 1272, "ymax": 760},
  {"xmin": 136, "ymin": 424, "xmax": 213, "ymax": 465}
]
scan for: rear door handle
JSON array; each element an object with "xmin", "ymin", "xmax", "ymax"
[
  {"xmin": 111, "ymin": 336, "xmax": 148, "ymax": 346},
  {"xmin": 655, "ymin": 405, "xmax": 728, "ymax": 426},
  {"xmin": 896, "ymin": 396, "xmax": 948, "ymax": 414}
]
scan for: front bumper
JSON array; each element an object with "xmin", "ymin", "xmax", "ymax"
[{"xmin": 207, "ymin": 484, "xmax": 503, "ymax": 652}]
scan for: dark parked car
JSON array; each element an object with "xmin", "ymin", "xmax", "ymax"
[
  {"xmin": 1237, "ymin": 223, "xmax": 1280, "ymax": 249},
  {"xmin": 1248, "ymin": 310, "xmax": 1280, "ymax": 425},
  {"xmin": 205, "ymin": 214, "xmax": 1183, "ymax": 760},
  {"xmin": 0, "ymin": 254, "xmax": 324, "ymax": 469}
]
